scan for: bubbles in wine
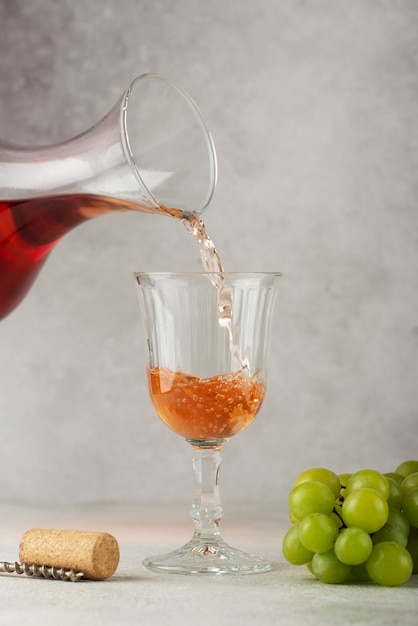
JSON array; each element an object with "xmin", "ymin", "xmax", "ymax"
[{"xmin": 148, "ymin": 367, "xmax": 265, "ymax": 439}]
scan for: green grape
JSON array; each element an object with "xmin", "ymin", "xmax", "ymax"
[
  {"xmin": 402, "ymin": 487, "xmax": 418, "ymax": 528},
  {"xmin": 342, "ymin": 488, "xmax": 388, "ymax": 533},
  {"xmin": 366, "ymin": 541, "xmax": 413, "ymax": 586},
  {"xmin": 395, "ymin": 460, "xmax": 418, "ymax": 478},
  {"xmin": 346, "ymin": 469, "xmax": 389, "ymax": 500},
  {"xmin": 334, "ymin": 527, "xmax": 373, "ymax": 565},
  {"xmin": 282, "ymin": 525, "xmax": 314, "ymax": 565},
  {"xmin": 299, "ymin": 513, "xmax": 338, "ymax": 553},
  {"xmin": 406, "ymin": 532, "xmax": 418, "ymax": 574},
  {"xmin": 384, "ymin": 472, "xmax": 404, "ymax": 485},
  {"xmin": 288, "ymin": 481, "xmax": 335, "ymax": 521},
  {"xmin": 386, "ymin": 506, "xmax": 410, "ymax": 537},
  {"xmin": 401, "ymin": 472, "xmax": 418, "ymax": 496},
  {"xmin": 351, "ymin": 561, "xmax": 372, "ymax": 581},
  {"xmin": 338, "ymin": 473, "xmax": 352, "ymax": 490},
  {"xmin": 311, "ymin": 549, "xmax": 351, "ymax": 584},
  {"xmin": 372, "ymin": 526, "xmax": 408, "ymax": 548},
  {"xmin": 385, "ymin": 476, "xmax": 403, "ymax": 509},
  {"xmin": 294, "ymin": 467, "xmax": 341, "ymax": 499}
]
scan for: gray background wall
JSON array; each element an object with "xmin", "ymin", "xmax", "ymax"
[{"xmin": 0, "ymin": 0, "xmax": 417, "ymax": 507}]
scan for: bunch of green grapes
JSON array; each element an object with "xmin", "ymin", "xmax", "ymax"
[{"xmin": 282, "ymin": 460, "xmax": 418, "ymax": 586}]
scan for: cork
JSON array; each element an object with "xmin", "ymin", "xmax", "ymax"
[{"xmin": 19, "ymin": 528, "xmax": 120, "ymax": 580}]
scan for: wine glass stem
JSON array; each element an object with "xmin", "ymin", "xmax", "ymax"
[{"xmin": 187, "ymin": 440, "xmax": 226, "ymax": 542}]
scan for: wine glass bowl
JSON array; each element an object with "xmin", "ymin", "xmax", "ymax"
[{"xmin": 135, "ymin": 272, "xmax": 280, "ymax": 574}]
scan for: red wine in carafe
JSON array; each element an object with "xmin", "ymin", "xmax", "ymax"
[{"xmin": 0, "ymin": 193, "xmax": 170, "ymax": 321}]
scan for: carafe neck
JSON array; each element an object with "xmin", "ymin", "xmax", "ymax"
[{"xmin": 0, "ymin": 98, "xmax": 161, "ymax": 212}]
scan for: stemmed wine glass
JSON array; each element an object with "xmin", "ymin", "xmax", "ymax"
[{"xmin": 135, "ymin": 272, "xmax": 280, "ymax": 574}]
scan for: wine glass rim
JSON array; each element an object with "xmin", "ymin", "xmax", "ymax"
[{"xmin": 133, "ymin": 271, "xmax": 282, "ymax": 278}]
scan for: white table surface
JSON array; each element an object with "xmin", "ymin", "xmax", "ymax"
[{"xmin": 0, "ymin": 502, "xmax": 416, "ymax": 626}]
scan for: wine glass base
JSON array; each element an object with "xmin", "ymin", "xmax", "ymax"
[{"xmin": 143, "ymin": 535, "xmax": 271, "ymax": 575}]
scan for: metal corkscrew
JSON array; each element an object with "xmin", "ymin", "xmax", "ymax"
[{"xmin": 0, "ymin": 561, "xmax": 84, "ymax": 582}]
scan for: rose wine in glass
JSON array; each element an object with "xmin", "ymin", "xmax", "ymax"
[{"xmin": 135, "ymin": 271, "xmax": 280, "ymax": 574}]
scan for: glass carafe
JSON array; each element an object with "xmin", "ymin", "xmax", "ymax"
[{"xmin": 0, "ymin": 73, "xmax": 217, "ymax": 320}]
